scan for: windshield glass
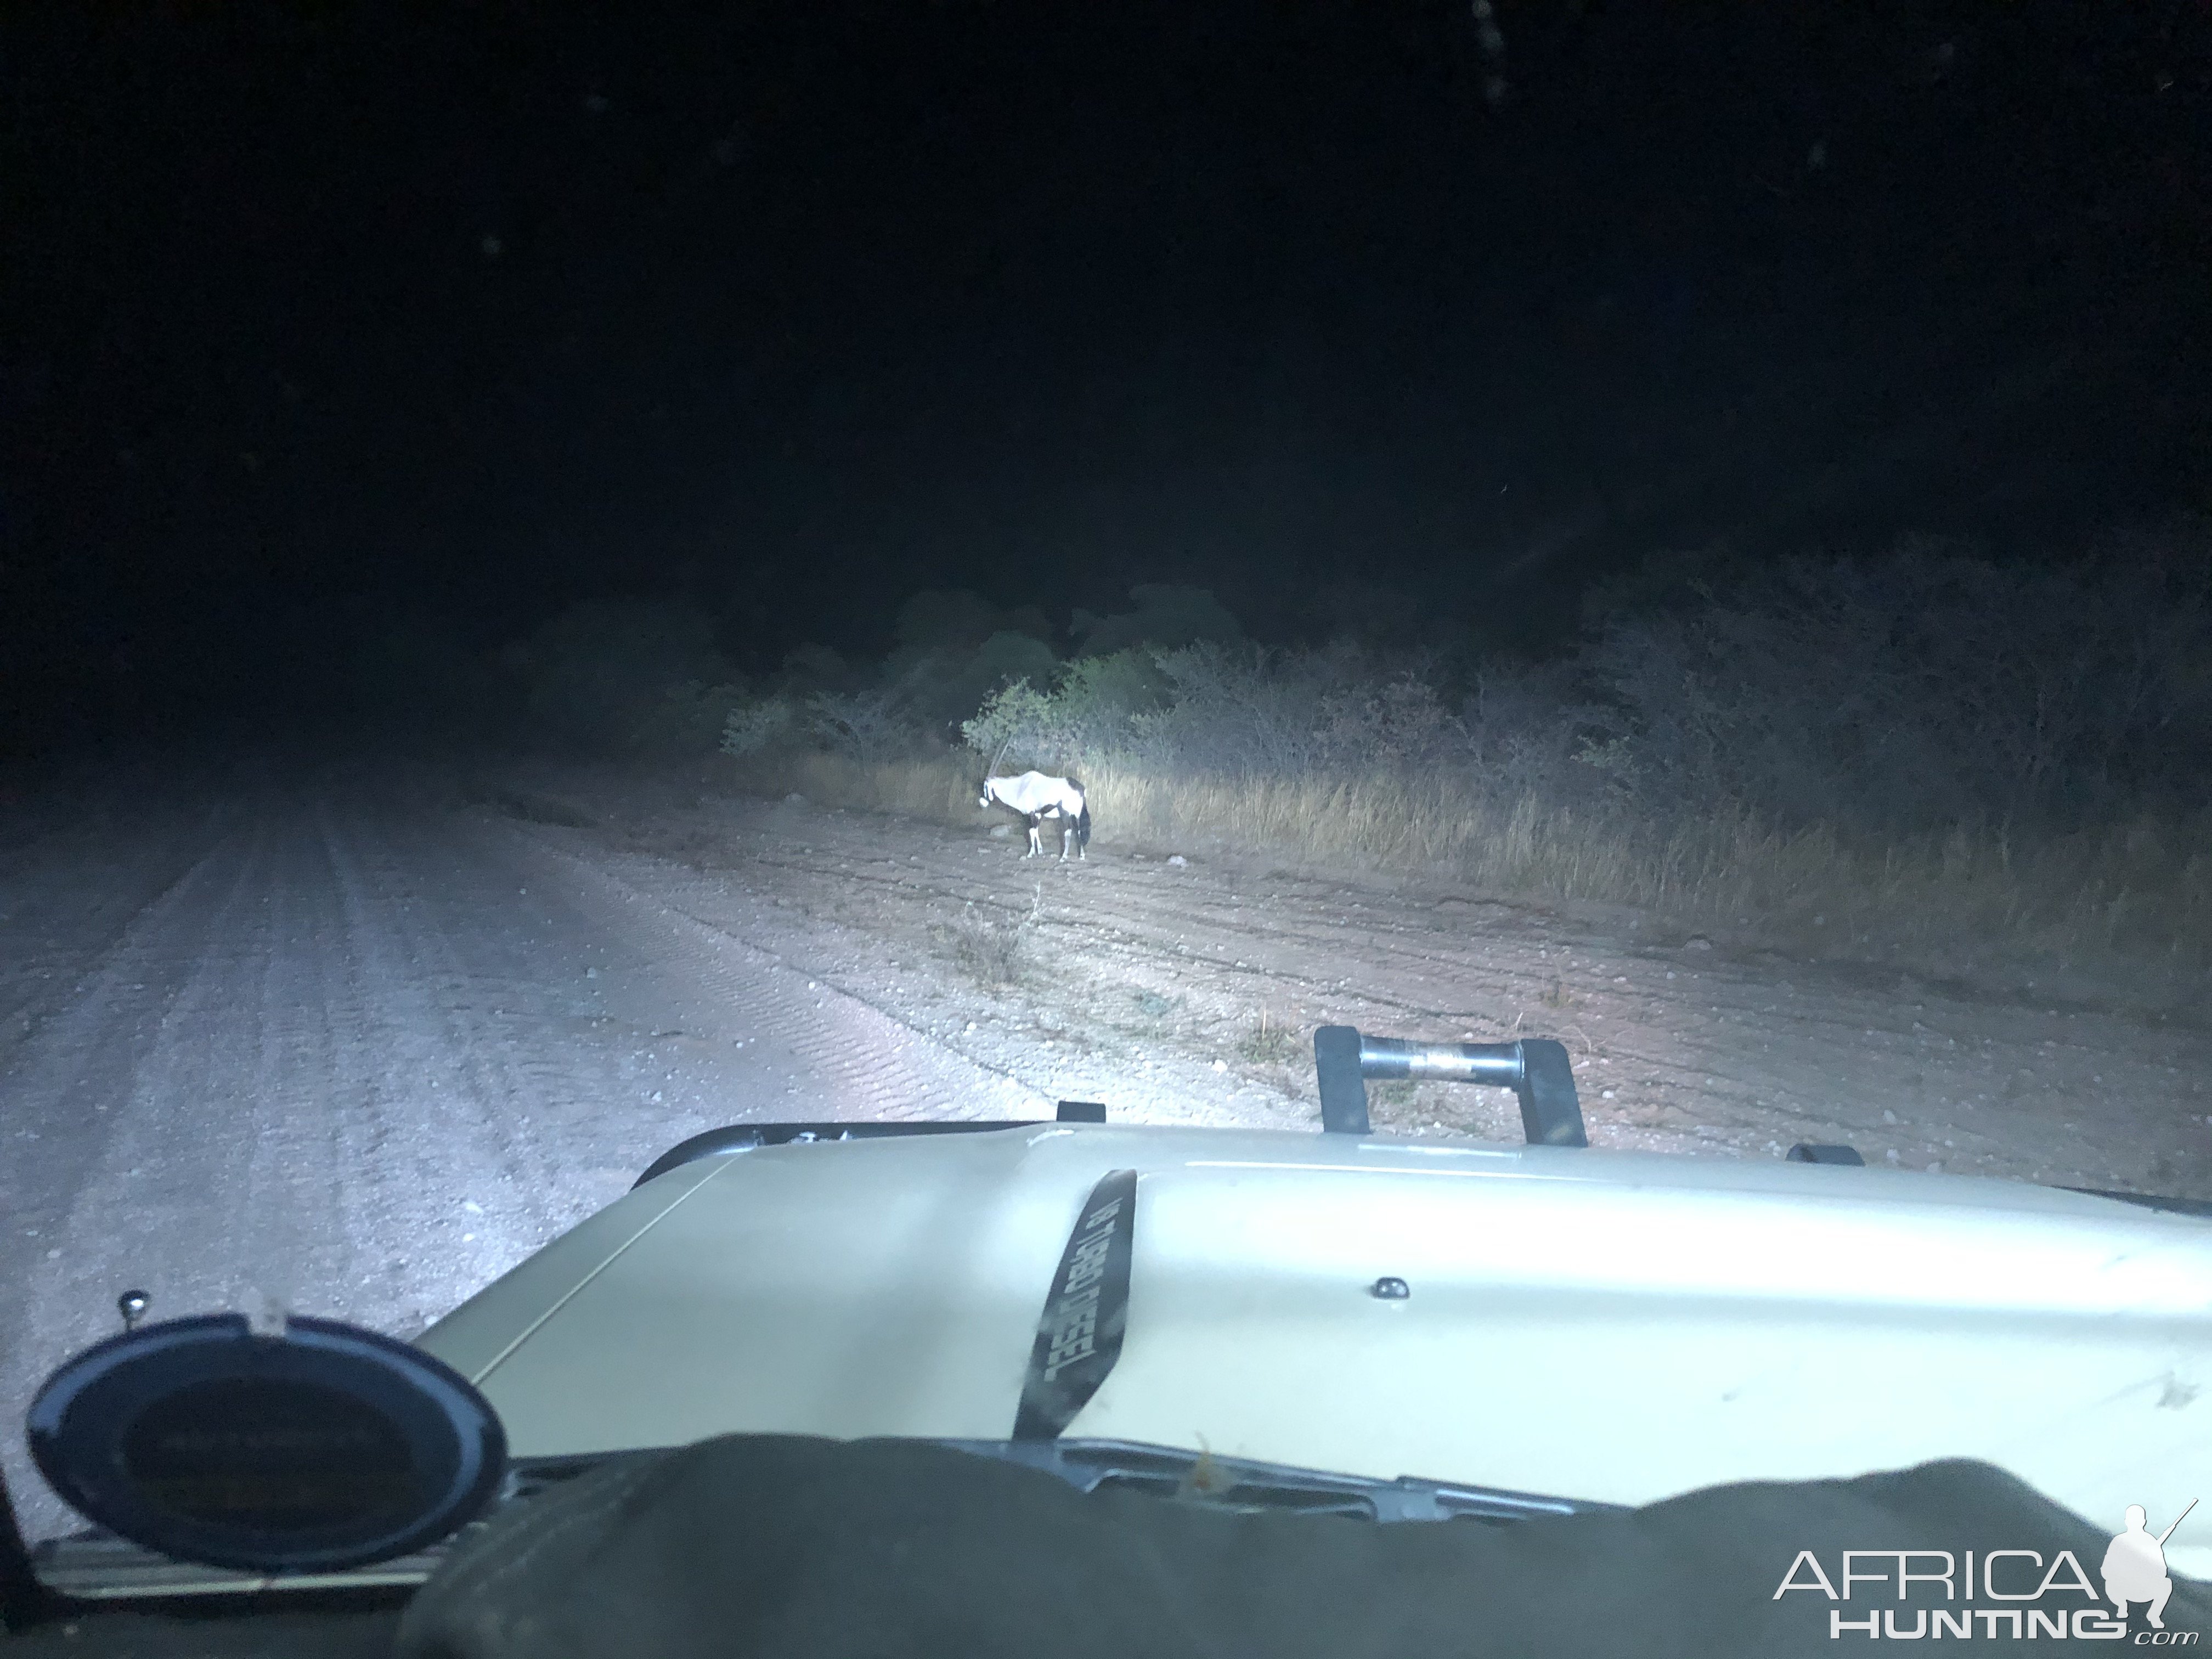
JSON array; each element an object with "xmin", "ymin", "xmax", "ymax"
[{"xmin": 4, "ymin": 1, "xmax": 2208, "ymax": 1622}]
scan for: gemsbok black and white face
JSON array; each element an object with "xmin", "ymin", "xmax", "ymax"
[{"xmin": 979, "ymin": 770, "xmax": 1091, "ymax": 860}]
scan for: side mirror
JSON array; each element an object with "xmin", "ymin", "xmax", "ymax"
[{"xmin": 26, "ymin": 1312, "xmax": 504, "ymax": 1575}]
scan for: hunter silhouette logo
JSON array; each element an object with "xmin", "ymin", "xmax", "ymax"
[{"xmin": 2106, "ymin": 1500, "xmax": 2197, "ymax": 1631}]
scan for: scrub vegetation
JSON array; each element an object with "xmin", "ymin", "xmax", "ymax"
[
  {"xmin": 741, "ymin": 535, "xmax": 2210, "ymax": 984},
  {"xmin": 393, "ymin": 529, "xmax": 2212, "ymax": 987}
]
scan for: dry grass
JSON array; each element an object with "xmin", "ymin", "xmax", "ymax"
[
  {"xmin": 1235, "ymin": 1009, "xmax": 1305, "ymax": 1067},
  {"xmin": 1229, "ymin": 1008, "xmax": 1312, "ymax": 1102},
  {"xmin": 724, "ymin": 750, "xmax": 2212, "ymax": 981},
  {"xmin": 1092, "ymin": 763, "xmax": 2212, "ymax": 976},
  {"xmin": 766, "ymin": 751, "xmax": 983, "ymax": 822},
  {"xmin": 935, "ymin": 887, "xmax": 1043, "ymax": 989}
]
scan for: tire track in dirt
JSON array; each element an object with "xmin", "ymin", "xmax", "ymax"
[
  {"xmin": 0, "ymin": 769, "xmax": 1050, "ymax": 1544},
  {"xmin": 500, "ymin": 819, "xmax": 1051, "ymax": 1126}
]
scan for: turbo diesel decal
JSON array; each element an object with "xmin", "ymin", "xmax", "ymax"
[{"xmin": 1012, "ymin": 1169, "xmax": 1137, "ymax": 1441}]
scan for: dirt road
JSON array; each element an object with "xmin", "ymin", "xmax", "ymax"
[
  {"xmin": 0, "ymin": 756, "xmax": 1041, "ymax": 1539},
  {"xmin": 4, "ymin": 752, "xmax": 2208, "ymax": 1538}
]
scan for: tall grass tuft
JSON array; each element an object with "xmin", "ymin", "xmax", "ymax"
[{"xmin": 936, "ymin": 887, "xmax": 1043, "ymax": 988}]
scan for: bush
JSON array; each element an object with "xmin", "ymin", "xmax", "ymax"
[
  {"xmin": 1140, "ymin": 642, "xmax": 1466, "ymax": 777},
  {"xmin": 719, "ymin": 696, "xmax": 797, "ymax": 758},
  {"xmin": 725, "ymin": 534, "xmax": 2212, "ymax": 981},
  {"xmin": 1071, "ymin": 584, "xmax": 1245, "ymax": 656},
  {"xmin": 1584, "ymin": 537, "xmax": 2212, "ymax": 832},
  {"xmin": 879, "ymin": 591, "xmax": 1062, "ymax": 736},
  {"xmin": 927, "ymin": 533, "xmax": 2212, "ymax": 977},
  {"xmin": 804, "ymin": 686, "xmax": 917, "ymax": 763},
  {"xmin": 963, "ymin": 642, "xmax": 1469, "ymax": 782},
  {"xmin": 628, "ymin": 679, "xmax": 747, "ymax": 756}
]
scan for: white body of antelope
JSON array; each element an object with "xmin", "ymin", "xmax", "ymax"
[{"xmin": 980, "ymin": 770, "xmax": 1090, "ymax": 859}]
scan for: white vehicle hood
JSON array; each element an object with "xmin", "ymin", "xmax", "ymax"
[{"xmin": 416, "ymin": 1124, "xmax": 2212, "ymax": 1557}]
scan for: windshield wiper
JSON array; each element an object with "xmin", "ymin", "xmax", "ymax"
[
  {"xmin": 25, "ymin": 1438, "xmax": 1609, "ymax": 1605},
  {"xmin": 22, "ymin": 1451, "xmax": 664, "ymax": 1604},
  {"xmin": 933, "ymin": 1437, "xmax": 1618, "ymax": 1523}
]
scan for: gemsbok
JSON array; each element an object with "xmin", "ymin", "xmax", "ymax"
[{"xmin": 979, "ymin": 769, "xmax": 1091, "ymax": 860}]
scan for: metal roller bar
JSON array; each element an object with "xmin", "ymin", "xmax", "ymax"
[
  {"xmin": 1314, "ymin": 1026, "xmax": 1587, "ymax": 1149},
  {"xmin": 1356, "ymin": 1035, "xmax": 1526, "ymax": 1087}
]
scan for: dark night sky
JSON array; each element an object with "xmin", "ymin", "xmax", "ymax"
[{"xmin": 3, "ymin": 2, "xmax": 2208, "ymax": 725}]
